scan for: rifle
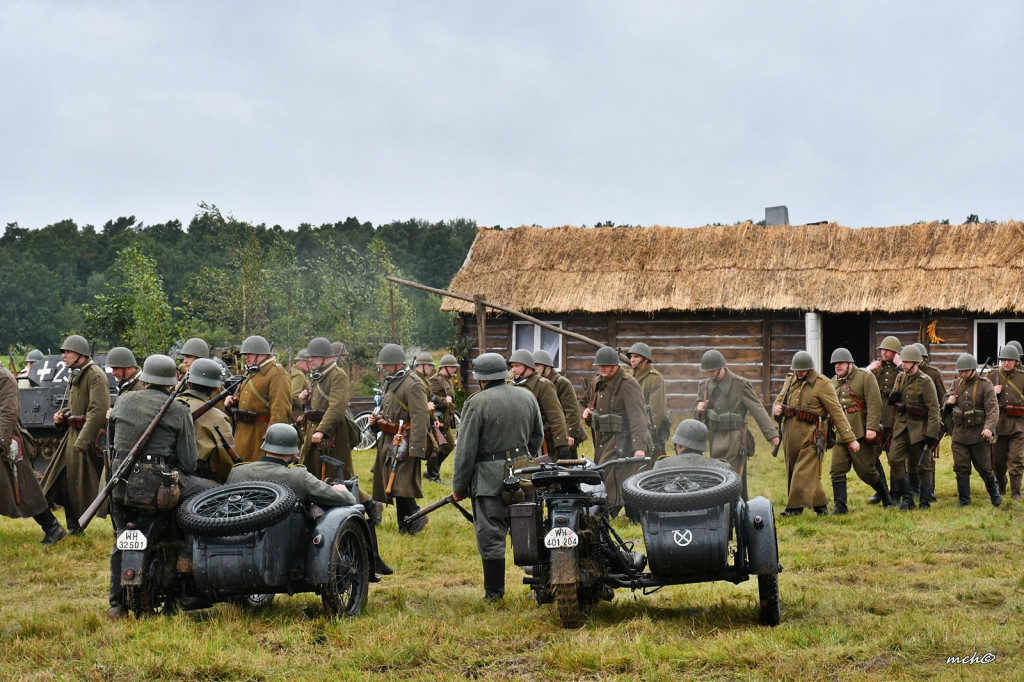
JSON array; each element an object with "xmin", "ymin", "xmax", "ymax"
[
  {"xmin": 212, "ymin": 424, "xmax": 243, "ymax": 464},
  {"xmin": 6, "ymin": 436, "xmax": 22, "ymax": 506},
  {"xmin": 431, "ymin": 410, "xmax": 447, "ymax": 446},
  {"xmin": 384, "ymin": 419, "xmax": 408, "ymax": 495},
  {"xmin": 770, "ymin": 374, "xmax": 794, "ymax": 458},
  {"xmin": 191, "ymin": 374, "xmax": 245, "ymax": 421},
  {"xmin": 403, "ymin": 493, "xmax": 474, "ymax": 525},
  {"xmin": 78, "ymin": 382, "xmax": 185, "ymax": 530}
]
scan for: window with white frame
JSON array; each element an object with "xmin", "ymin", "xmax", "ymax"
[
  {"xmin": 512, "ymin": 321, "xmax": 563, "ymax": 371},
  {"xmin": 974, "ymin": 319, "xmax": 1024, "ymax": 364}
]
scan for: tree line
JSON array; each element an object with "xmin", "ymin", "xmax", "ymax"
[{"xmin": 1, "ymin": 204, "xmax": 479, "ymax": 366}]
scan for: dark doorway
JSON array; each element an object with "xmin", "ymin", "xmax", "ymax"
[{"xmin": 822, "ymin": 313, "xmax": 872, "ymax": 371}]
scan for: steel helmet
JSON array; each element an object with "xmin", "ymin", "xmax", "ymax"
[
  {"xmin": 532, "ymin": 349, "xmax": 554, "ymax": 367},
  {"xmin": 877, "ymin": 336, "xmax": 902, "ymax": 353},
  {"xmin": 627, "ymin": 342, "xmax": 653, "ymax": 362},
  {"xmin": 900, "ymin": 345, "xmax": 923, "ymax": 363},
  {"xmin": 414, "ymin": 352, "xmax": 434, "ymax": 367},
  {"xmin": 187, "ymin": 358, "xmax": 223, "ymax": 388},
  {"xmin": 1008, "ymin": 340, "xmax": 1023, "ymax": 355},
  {"xmin": 26, "ymin": 349, "xmax": 44, "ymax": 362},
  {"xmin": 295, "ymin": 348, "xmax": 311, "ymax": 361},
  {"xmin": 377, "ymin": 343, "xmax": 406, "ymax": 366},
  {"xmin": 240, "ymin": 335, "xmax": 272, "ymax": 355},
  {"xmin": 593, "ymin": 346, "xmax": 619, "ymax": 367},
  {"xmin": 473, "ymin": 353, "xmax": 509, "ymax": 381},
  {"xmin": 790, "ymin": 351, "xmax": 815, "ymax": 372},
  {"xmin": 829, "ymin": 348, "xmax": 854, "ymax": 364},
  {"xmin": 700, "ymin": 350, "xmax": 727, "ymax": 372},
  {"xmin": 139, "ymin": 354, "xmax": 178, "ymax": 386},
  {"xmin": 439, "ymin": 353, "xmax": 459, "ymax": 368},
  {"xmin": 508, "ymin": 348, "xmax": 536, "ymax": 369},
  {"xmin": 60, "ymin": 334, "xmax": 90, "ymax": 356},
  {"xmin": 998, "ymin": 345, "xmax": 1021, "ymax": 362},
  {"xmin": 307, "ymin": 337, "xmax": 334, "ymax": 358},
  {"xmin": 105, "ymin": 347, "xmax": 137, "ymax": 368},
  {"xmin": 261, "ymin": 423, "xmax": 300, "ymax": 455},
  {"xmin": 914, "ymin": 342, "xmax": 930, "ymax": 359},
  {"xmin": 671, "ymin": 419, "xmax": 708, "ymax": 452},
  {"xmin": 333, "ymin": 341, "xmax": 348, "ymax": 356},
  {"xmin": 956, "ymin": 353, "xmax": 978, "ymax": 372},
  {"xmin": 180, "ymin": 337, "xmax": 210, "ymax": 359}
]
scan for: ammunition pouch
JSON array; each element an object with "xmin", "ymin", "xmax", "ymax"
[
  {"xmin": 377, "ymin": 419, "xmax": 402, "ymax": 436},
  {"xmin": 304, "ymin": 409, "xmax": 326, "ymax": 423},
  {"xmin": 706, "ymin": 409, "xmax": 745, "ymax": 433},
  {"xmin": 234, "ymin": 409, "xmax": 270, "ymax": 424},
  {"xmin": 896, "ymin": 402, "xmax": 929, "ymax": 420},
  {"xmin": 844, "ymin": 405, "xmax": 863, "ymax": 414},
  {"xmin": 592, "ymin": 412, "xmax": 625, "ymax": 433},
  {"xmin": 116, "ymin": 458, "xmax": 181, "ymax": 511},
  {"xmin": 1000, "ymin": 404, "xmax": 1024, "ymax": 418},
  {"xmin": 780, "ymin": 405, "xmax": 821, "ymax": 425},
  {"xmin": 66, "ymin": 415, "xmax": 87, "ymax": 429},
  {"xmin": 952, "ymin": 407, "xmax": 986, "ymax": 427}
]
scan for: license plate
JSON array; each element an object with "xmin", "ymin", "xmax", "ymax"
[
  {"xmin": 544, "ymin": 527, "xmax": 579, "ymax": 548},
  {"xmin": 116, "ymin": 529, "xmax": 148, "ymax": 551}
]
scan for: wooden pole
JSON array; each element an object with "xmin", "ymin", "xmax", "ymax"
[
  {"xmin": 389, "ymin": 283, "xmax": 396, "ymax": 343},
  {"xmin": 474, "ymin": 295, "xmax": 487, "ymax": 353},
  {"xmin": 385, "ymin": 275, "xmax": 626, "ymax": 360}
]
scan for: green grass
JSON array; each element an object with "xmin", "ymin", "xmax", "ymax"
[{"xmin": 2, "ymin": 438, "xmax": 1021, "ymax": 680}]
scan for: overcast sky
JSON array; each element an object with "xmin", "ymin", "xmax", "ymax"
[{"xmin": 2, "ymin": 2, "xmax": 1021, "ymax": 232}]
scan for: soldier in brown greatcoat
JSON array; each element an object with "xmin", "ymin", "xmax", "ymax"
[
  {"xmin": 582, "ymin": 346, "xmax": 651, "ymax": 516},
  {"xmin": 425, "ymin": 354, "xmax": 459, "ymax": 482},
  {"xmin": 828, "ymin": 347, "xmax": 891, "ymax": 512},
  {"xmin": 223, "ymin": 335, "xmax": 291, "ymax": 462},
  {"xmin": 509, "ymin": 349, "xmax": 569, "ymax": 459},
  {"xmin": 772, "ymin": 351, "xmax": 857, "ymax": 516},
  {"xmin": 176, "ymin": 358, "xmax": 237, "ymax": 484},
  {"xmin": 694, "ymin": 349, "xmax": 780, "ymax": 500},
  {"xmin": 1, "ymin": 366, "xmax": 67, "ymax": 543},
  {"xmin": 105, "ymin": 347, "xmax": 144, "ymax": 396},
  {"xmin": 628, "ymin": 342, "xmax": 667, "ymax": 456},
  {"xmin": 289, "ymin": 348, "xmax": 312, "ymax": 440},
  {"xmin": 990, "ymin": 345, "xmax": 1024, "ymax": 500},
  {"xmin": 885, "ymin": 345, "xmax": 941, "ymax": 510},
  {"xmin": 944, "ymin": 353, "xmax": 1001, "ymax": 507},
  {"xmin": 41, "ymin": 334, "xmax": 111, "ymax": 534},
  {"xmin": 369, "ymin": 344, "xmax": 429, "ymax": 533},
  {"xmin": 866, "ymin": 335, "xmax": 902, "ymax": 504},
  {"xmin": 533, "ymin": 349, "xmax": 588, "ymax": 456}
]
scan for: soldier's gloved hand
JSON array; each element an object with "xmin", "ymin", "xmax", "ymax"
[
  {"xmin": 555, "ymin": 446, "xmax": 571, "ymax": 459},
  {"xmin": 887, "ymin": 391, "xmax": 903, "ymax": 405},
  {"xmin": 923, "ymin": 436, "xmax": 938, "ymax": 448}
]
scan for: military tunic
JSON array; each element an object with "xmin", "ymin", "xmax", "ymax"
[
  {"xmin": 632, "ymin": 363, "xmax": 666, "ymax": 453},
  {"xmin": 0, "ymin": 367, "xmax": 49, "ymax": 518},
  {"xmin": 548, "ymin": 369, "xmax": 587, "ymax": 448},
  {"xmin": 828, "ymin": 365, "xmax": 883, "ymax": 489},
  {"xmin": 871, "ymin": 360, "xmax": 901, "ymax": 456},
  {"xmin": 773, "ymin": 369, "xmax": 856, "ymax": 510},
  {"xmin": 117, "ymin": 368, "xmax": 145, "ymax": 395},
  {"xmin": 178, "ymin": 390, "xmax": 236, "ymax": 484},
  {"xmin": 233, "ymin": 357, "xmax": 291, "ymax": 462},
  {"xmin": 694, "ymin": 369, "xmax": 779, "ymax": 486},
  {"xmin": 944, "ymin": 373, "xmax": 999, "ymax": 479},
  {"xmin": 228, "ymin": 457, "xmax": 356, "ymax": 507},
  {"xmin": 585, "ymin": 368, "xmax": 652, "ymax": 511},
  {"xmin": 289, "ymin": 366, "xmax": 310, "ymax": 435},
  {"xmin": 887, "ymin": 371, "xmax": 941, "ymax": 481},
  {"xmin": 371, "ymin": 370, "xmax": 428, "ymax": 507},
  {"xmin": 428, "ymin": 370, "xmax": 457, "ymax": 458},
  {"xmin": 452, "ymin": 381, "xmax": 543, "ymax": 560},
  {"xmin": 41, "ymin": 359, "xmax": 111, "ymax": 528},
  {"xmin": 514, "ymin": 372, "xmax": 569, "ymax": 452},
  {"xmin": 300, "ymin": 363, "xmax": 361, "ymax": 498},
  {"xmin": 990, "ymin": 367, "xmax": 1024, "ymax": 488}
]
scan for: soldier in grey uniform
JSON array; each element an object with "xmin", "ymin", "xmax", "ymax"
[
  {"xmin": 533, "ymin": 349, "xmax": 587, "ymax": 456},
  {"xmin": 944, "ymin": 353, "xmax": 1001, "ymax": 507},
  {"xmin": 228, "ymin": 423, "xmax": 392, "ymax": 576},
  {"xmin": 452, "ymin": 353, "xmax": 544, "ymax": 601},
  {"xmin": 106, "ymin": 355, "xmax": 207, "ymax": 619}
]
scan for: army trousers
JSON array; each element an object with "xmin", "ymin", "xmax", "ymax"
[
  {"xmin": 991, "ymin": 431, "xmax": 1024, "ymax": 482},
  {"xmin": 471, "ymin": 495, "xmax": 510, "ymax": 561},
  {"xmin": 829, "ymin": 439, "xmax": 880, "ymax": 486},
  {"xmin": 887, "ymin": 432, "xmax": 930, "ymax": 484},
  {"xmin": 951, "ymin": 441, "xmax": 994, "ymax": 479}
]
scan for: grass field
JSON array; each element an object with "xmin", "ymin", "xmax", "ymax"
[{"xmin": 2, "ymin": 436, "xmax": 1021, "ymax": 681}]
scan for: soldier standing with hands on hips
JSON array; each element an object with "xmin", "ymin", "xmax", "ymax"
[{"xmin": 452, "ymin": 353, "xmax": 544, "ymax": 602}]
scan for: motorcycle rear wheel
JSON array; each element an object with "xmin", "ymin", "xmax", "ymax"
[
  {"xmin": 124, "ymin": 539, "xmax": 180, "ymax": 617},
  {"xmin": 550, "ymin": 549, "xmax": 582, "ymax": 629},
  {"xmin": 757, "ymin": 572, "xmax": 781, "ymax": 626}
]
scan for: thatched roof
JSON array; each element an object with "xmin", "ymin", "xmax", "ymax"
[{"xmin": 441, "ymin": 221, "xmax": 1024, "ymax": 314}]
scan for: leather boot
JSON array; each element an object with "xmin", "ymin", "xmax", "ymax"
[
  {"xmin": 868, "ymin": 460, "xmax": 887, "ymax": 504},
  {"xmin": 918, "ymin": 481, "xmax": 934, "ymax": 510},
  {"xmin": 424, "ymin": 456, "xmax": 441, "ymax": 483},
  {"xmin": 872, "ymin": 476, "xmax": 895, "ymax": 508},
  {"xmin": 956, "ymin": 476, "xmax": 972, "ymax": 507},
  {"xmin": 985, "ymin": 474, "xmax": 1002, "ymax": 507},
  {"xmin": 831, "ymin": 480, "xmax": 848, "ymax": 515},
  {"xmin": 482, "ymin": 558, "xmax": 505, "ymax": 602},
  {"xmin": 894, "ymin": 477, "xmax": 915, "ymax": 511},
  {"xmin": 366, "ymin": 523, "xmax": 393, "ymax": 577},
  {"xmin": 1011, "ymin": 474, "xmax": 1022, "ymax": 501},
  {"xmin": 996, "ymin": 472, "xmax": 1007, "ymax": 496},
  {"xmin": 908, "ymin": 472, "xmax": 921, "ymax": 501}
]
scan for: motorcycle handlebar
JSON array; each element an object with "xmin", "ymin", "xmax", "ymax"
[{"xmin": 514, "ymin": 456, "xmax": 650, "ymax": 477}]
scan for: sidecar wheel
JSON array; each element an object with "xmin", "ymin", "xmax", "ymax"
[
  {"xmin": 758, "ymin": 571, "xmax": 781, "ymax": 627},
  {"xmin": 622, "ymin": 466, "xmax": 741, "ymax": 513},
  {"xmin": 320, "ymin": 517, "xmax": 370, "ymax": 617},
  {"xmin": 177, "ymin": 481, "xmax": 296, "ymax": 536},
  {"xmin": 653, "ymin": 453, "xmax": 732, "ymax": 471}
]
